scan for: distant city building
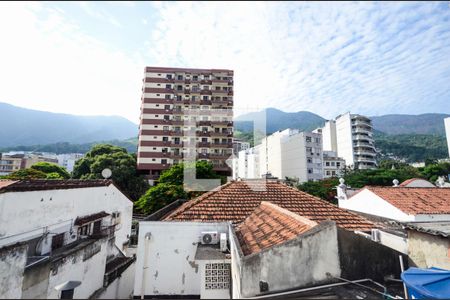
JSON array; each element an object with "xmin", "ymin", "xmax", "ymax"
[
  {"xmin": 445, "ymin": 117, "xmax": 450, "ymax": 158},
  {"xmin": 137, "ymin": 67, "xmax": 234, "ymax": 184},
  {"xmin": 236, "ymin": 129, "xmax": 323, "ymax": 182},
  {"xmin": 232, "ymin": 138, "xmax": 250, "ymax": 155},
  {"xmin": 0, "ymin": 152, "xmax": 60, "ymax": 175},
  {"xmin": 57, "ymin": 153, "xmax": 84, "ymax": 172},
  {"xmin": 0, "ymin": 154, "xmax": 22, "ymax": 175},
  {"xmin": 317, "ymin": 112, "xmax": 377, "ymax": 170},
  {"xmin": 323, "ymin": 151, "xmax": 345, "ymax": 178}
]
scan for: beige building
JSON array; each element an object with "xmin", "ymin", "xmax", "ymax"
[
  {"xmin": 404, "ymin": 222, "xmax": 450, "ymax": 270},
  {"xmin": 0, "ymin": 154, "xmax": 22, "ymax": 175},
  {"xmin": 137, "ymin": 67, "xmax": 234, "ymax": 182}
]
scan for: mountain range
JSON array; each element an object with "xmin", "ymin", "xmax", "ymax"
[
  {"xmin": 235, "ymin": 108, "xmax": 450, "ymax": 136},
  {"xmin": 0, "ymin": 102, "xmax": 138, "ymax": 148}
]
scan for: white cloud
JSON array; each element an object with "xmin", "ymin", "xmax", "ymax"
[{"xmin": 0, "ymin": 2, "xmax": 142, "ymax": 123}]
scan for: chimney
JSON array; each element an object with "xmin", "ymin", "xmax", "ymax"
[
  {"xmin": 393, "ymin": 179, "xmax": 399, "ymax": 187},
  {"xmin": 336, "ymin": 178, "xmax": 347, "ymax": 201}
]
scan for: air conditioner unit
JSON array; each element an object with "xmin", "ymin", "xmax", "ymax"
[{"xmin": 200, "ymin": 231, "xmax": 219, "ymax": 245}]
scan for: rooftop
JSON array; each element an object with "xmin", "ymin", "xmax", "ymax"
[
  {"xmin": 363, "ymin": 186, "xmax": 450, "ymax": 215},
  {"xmin": 398, "ymin": 178, "xmax": 435, "ymax": 187},
  {"xmin": 0, "ymin": 179, "xmax": 113, "ymax": 194},
  {"xmin": 164, "ymin": 180, "xmax": 374, "ymax": 231},
  {"xmin": 236, "ymin": 202, "xmax": 318, "ymax": 256},
  {"xmin": 403, "ymin": 221, "xmax": 450, "ymax": 237}
]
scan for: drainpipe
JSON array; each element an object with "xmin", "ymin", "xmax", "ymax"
[{"xmin": 140, "ymin": 232, "xmax": 152, "ymax": 299}]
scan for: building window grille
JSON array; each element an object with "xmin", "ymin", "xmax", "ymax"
[{"xmin": 205, "ymin": 263, "xmax": 230, "ymax": 290}]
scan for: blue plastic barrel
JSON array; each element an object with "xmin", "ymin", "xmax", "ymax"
[{"xmin": 401, "ymin": 267, "xmax": 450, "ymax": 299}]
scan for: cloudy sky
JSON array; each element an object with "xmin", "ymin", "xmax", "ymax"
[{"xmin": 0, "ymin": 1, "xmax": 449, "ymax": 123}]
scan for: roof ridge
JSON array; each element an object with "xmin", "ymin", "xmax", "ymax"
[
  {"xmin": 164, "ymin": 180, "xmax": 235, "ymax": 220},
  {"xmin": 260, "ymin": 201, "xmax": 318, "ymax": 227}
]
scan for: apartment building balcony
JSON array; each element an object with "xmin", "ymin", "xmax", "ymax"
[
  {"xmin": 211, "ymin": 121, "xmax": 233, "ymax": 126},
  {"xmin": 200, "ymin": 89, "xmax": 212, "ymax": 95},
  {"xmin": 352, "ymin": 128, "xmax": 373, "ymax": 135},
  {"xmin": 210, "ymin": 131, "xmax": 233, "ymax": 137},
  {"xmin": 142, "ymin": 108, "xmax": 173, "ymax": 115},
  {"xmin": 352, "ymin": 120, "xmax": 372, "ymax": 128},
  {"xmin": 354, "ymin": 150, "xmax": 377, "ymax": 157},
  {"xmin": 209, "ymin": 153, "xmax": 231, "ymax": 159},
  {"xmin": 200, "ymin": 79, "xmax": 212, "ymax": 85},
  {"xmin": 198, "ymin": 120, "xmax": 211, "ymax": 126},
  {"xmin": 198, "ymin": 153, "xmax": 210, "ymax": 159},
  {"xmin": 143, "ymin": 98, "xmax": 174, "ymax": 104},
  {"xmin": 144, "ymin": 87, "xmax": 174, "ymax": 94},
  {"xmin": 171, "ymin": 120, "xmax": 184, "ymax": 125},
  {"xmin": 212, "ymin": 79, "xmax": 233, "ymax": 85},
  {"xmin": 211, "ymin": 89, "xmax": 231, "ymax": 94},
  {"xmin": 171, "ymin": 142, "xmax": 184, "ymax": 148},
  {"xmin": 211, "ymin": 142, "xmax": 233, "ymax": 148},
  {"xmin": 355, "ymin": 157, "xmax": 377, "ymax": 163},
  {"xmin": 197, "ymin": 131, "xmax": 211, "ymax": 137},
  {"xmin": 200, "ymin": 100, "xmax": 212, "ymax": 105},
  {"xmin": 352, "ymin": 134, "xmax": 373, "ymax": 141},
  {"xmin": 353, "ymin": 142, "xmax": 375, "ymax": 149},
  {"xmin": 211, "ymin": 100, "xmax": 233, "ymax": 106},
  {"xmin": 197, "ymin": 142, "xmax": 211, "ymax": 147}
]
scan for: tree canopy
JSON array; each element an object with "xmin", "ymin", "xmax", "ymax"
[
  {"xmin": 72, "ymin": 144, "xmax": 149, "ymax": 201},
  {"xmin": 136, "ymin": 161, "xmax": 224, "ymax": 214},
  {"xmin": 30, "ymin": 162, "xmax": 70, "ymax": 179}
]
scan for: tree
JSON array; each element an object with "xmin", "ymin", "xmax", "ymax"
[
  {"xmin": 72, "ymin": 144, "xmax": 149, "ymax": 201},
  {"xmin": 31, "ymin": 162, "xmax": 70, "ymax": 179},
  {"xmin": 7, "ymin": 168, "xmax": 48, "ymax": 180},
  {"xmin": 136, "ymin": 161, "xmax": 224, "ymax": 214}
]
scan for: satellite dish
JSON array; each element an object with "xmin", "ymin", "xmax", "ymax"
[{"xmin": 101, "ymin": 168, "xmax": 112, "ymax": 179}]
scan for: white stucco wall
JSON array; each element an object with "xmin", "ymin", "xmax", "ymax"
[
  {"xmin": 377, "ymin": 230, "xmax": 408, "ymax": 254},
  {"xmin": 0, "ymin": 244, "xmax": 27, "ymax": 299},
  {"xmin": 321, "ymin": 121, "xmax": 337, "ymax": 153},
  {"xmin": 99, "ymin": 261, "xmax": 136, "ymax": 299},
  {"xmin": 336, "ymin": 113, "xmax": 354, "ymax": 167},
  {"xmin": 134, "ymin": 221, "xmax": 229, "ymax": 297},
  {"xmin": 339, "ymin": 189, "xmax": 414, "ymax": 221},
  {"xmin": 0, "ymin": 184, "xmax": 133, "ymax": 253}
]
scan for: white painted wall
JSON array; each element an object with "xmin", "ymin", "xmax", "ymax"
[
  {"xmin": 377, "ymin": 230, "xmax": 408, "ymax": 254},
  {"xmin": 321, "ymin": 121, "xmax": 337, "ymax": 152},
  {"xmin": 134, "ymin": 221, "xmax": 229, "ymax": 297},
  {"xmin": 0, "ymin": 185, "xmax": 133, "ymax": 253},
  {"xmin": 99, "ymin": 261, "xmax": 136, "ymax": 299},
  {"xmin": 336, "ymin": 113, "xmax": 355, "ymax": 167},
  {"xmin": 0, "ymin": 244, "xmax": 27, "ymax": 299},
  {"xmin": 445, "ymin": 117, "xmax": 450, "ymax": 158},
  {"xmin": 339, "ymin": 189, "xmax": 414, "ymax": 221}
]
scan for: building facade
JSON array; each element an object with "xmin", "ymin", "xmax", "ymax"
[
  {"xmin": 137, "ymin": 67, "xmax": 234, "ymax": 183},
  {"xmin": 318, "ymin": 112, "xmax": 376, "ymax": 170},
  {"xmin": 56, "ymin": 153, "xmax": 84, "ymax": 172},
  {"xmin": 0, "ymin": 180, "xmax": 135, "ymax": 299},
  {"xmin": 323, "ymin": 151, "xmax": 345, "ymax": 178},
  {"xmin": 237, "ymin": 129, "xmax": 323, "ymax": 182},
  {"xmin": 445, "ymin": 117, "xmax": 450, "ymax": 158},
  {"xmin": 0, "ymin": 154, "xmax": 22, "ymax": 175}
]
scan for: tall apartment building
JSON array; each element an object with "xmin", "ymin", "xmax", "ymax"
[
  {"xmin": 317, "ymin": 112, "xmax": 376, "ymax": 170},
  {"xmin": 236, "ymin": 129, "xmax": 323, "ymax": 182},
  {"xmin": 137, "ymin": 67, "xmax": 234, "ymax": 182},
  {"xmin": 445, "ymin": 117, "xmax": 450, "ymax": 158}
]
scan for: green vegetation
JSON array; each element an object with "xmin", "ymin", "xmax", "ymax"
[
  {"xmin": 0, "ymin": 138, "xmax": 138, "ymax": 155},
  {"xmin": 2, "ymin": 162, "xmax": 71, "ymax": 180},
  {"xmin": 136, "ymin": 161, "xmax": 224, "ymax": 214},
  {"xmin": 72, "ymin": 144, "xmax": 148, "ymax": 201},
  {"xmin": 375, "ymin": 133, "xmax": 448, "ymax": 162},
  {"xmin": 5, "ymin": 168, "xmax": 48, "ymax": 180},
  {"xmin": 296, "ymin": 160, "xmax": 450, "ymax": 203}
]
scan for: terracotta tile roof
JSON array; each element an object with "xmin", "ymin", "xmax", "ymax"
[
  {"xmin": 0, "ymin": 180, "xmax": 18, "ymax": 189},
  {"xmin": 364, "ymin": 186, "xmax": 450, "ymax": 215},
  {"xmin": 0, "ymin": 179, "xmax": 113, "ymax": 194},
  {"xmin": 236, "ymin": 202, "xmax": 318, "ymax": 255},
  {"xmin": 399, "ymin": 178, "xmax": 434, "ymax": 187},
  {"xmin": 164, "ymin": 180, "xmax": 374, "ymax": 231}
]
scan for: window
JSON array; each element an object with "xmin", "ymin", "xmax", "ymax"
[
  {"xmin": 325, "ymin": 162, "xmax": 330, "ymax": 166},
  {"xmin": 192, "ymin": 96, "xmax": 197, "ymax": 101},
  {"xmin": 155, "ymin": 115, "xmax": 159, "ymax": 117},
  {"xmin": 202, "ymin": 127, "xmax": 208, "ymax": 132},
  {"xmin": 162, "ymin": 148, "xmax": 168, "ymax": 153},
  {"xmin": 202, "ymin": 148, "xmax": 207, "ymax": 154},
  {"xmin": 193, "ymin": 75, "xmax": 198, "ymax": 81},
  {"xmin": 331, "ymin": 162, "xmax": 336, "ymax": 166},
  {"xmin": 162, "ymin": 136, "xmax": 169, "ymax": 142},
  {"xmin": 202, "ymin": 138, "xmax": 208, "ymax": 142},
  {"xmin": 166, "ymin": 74, "xmax": 172, "ymax": 79},
  {"xmin": 52, "ymin": 233, "xmax": 65, "ymax": 251},
  {"xmin": 308, "ymin": 169, "xmax": 313, "ymax": 174},
  {"xmin": 326, "ymin": 171, "xmax": 330, "ymax": 175},
  {"xmin": 307, "ymin": 158, "xmax": 312, "ymax": 163},
  {"xmin": 177, "ymin": 95, "xmax": 182, "ymax": 101},
  {"xmin": 332, "ymin": 171, "xmax": 336, "ymax": 176},
  {"xmin": 165, "ymin": 94, "xmax": 171, "ymax": 99},
  {"xmin": 177, "ymin": 75, "xmax": 183, "ymax": 80},
  {"xmin": 315, "ymin": 138, "xmax": 320, "ymax": 143},
  {"xmin": 306, "ymin": 136, "xmax": 312, "ymax": 143},
  {"xmin": 177, "ymin": 85, "xmax": 183, "ymax": 91},
  {"xmin": 164, "ymin": 105, "xmax": 170, "ymax": 110},
  {"xmin": 306, "ymin": 147, "xmax": 312, "ymax": 153},
  {"xmin": 163, "ymin": 115, "xmax": 170, "ymax": 120},
  {"xmin": 203, "ymin": 96, "xmax": 209, "ymax": 100},
  {"xmin": 60, "ymin": 289, "xmax": 75, "ymax": 299},
  {"xmin": 163, "ymin": 126, "xmax": 169, "ymax": 131},
  {"xmin": 165, "ymin": 84, "xmax": 171, "ymax": 89}
]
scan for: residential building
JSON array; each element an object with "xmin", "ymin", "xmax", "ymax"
[
  {"xmin": 0, "ymin": 179, "xmax": 135, "ymax": 299},
  {"xmin": 232, "ymin": 138, "xmax": 250, "ymax": 155},
  {"xmin": 323, "ymin": 151, "xmax": 345, "ymax": 178},
  {"xmin": 403, "ymin": 222, "xmax": 450, "ymax": 270},
  {"xmin": 318, "ymin": 112, "xmax": 377, "ymax": 169},
  {"xmin": 0, "ymin": 154, "xmax": 22, "ymax": 175},
  {"xmin": 239, "ymin": 129, "xmax": 323, "ymax": 182},
  {"xmin": 235, "ymin": 145, "xmax": 260, "ymax": 179},
  {"xmin": 56, "ymin": 153, "xmax": 84, "ymax": 172},
  {"xmin": 445, "ymin": 117, "xmax": 450, "ymax": 158},
  {"xmin": 135, "ymin": 180, "xmax": 406, "ymax": 299},
  {"xmin": 137, "ymin": 67, "xmax": 234, "ymax": 183}
]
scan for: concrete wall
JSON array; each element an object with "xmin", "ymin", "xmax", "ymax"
[
  {"xmin": 336, "ymin": 113, "xmax": 354, "ymax": 167},
  {"xmin": 378, "ymin": 230, "xmax": 408, "ymax": 254},
  {"xmin": 236, "ymin": 222, "xmax": 340, "ymax": 298},
  {"xmin": 339, "ymin": 189, "xmax": 414, "ymax": 222},
  {"xmin": 98, "ymin": 261, "xmax": 136, "ymax": 299},
  {"xmin": 337, "ymin": 228, "xmax": 408, "ymax": 282},
  {"xmin": 0, "ymin": 185, "xmax": 133, "ymax": 253},
  {"xmin": 134, "ymin": 221, "xmax": 229, "ymax": 297},
  {"xmin": 0, "ymin": 243, "xmax": 27, "ymax": 299},
  {"xmin": 321, "ymin": 121, "xmax": 337, "ymax": 153},
  {"xmin": 198, "ymin": 259, "xmax": 231, "ymax": 299},
  {"xmin": 408, "ymin": 230, "xmax": 450, "ymax": 270}
]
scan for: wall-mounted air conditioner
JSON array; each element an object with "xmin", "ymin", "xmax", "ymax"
[{"xmin": 200, "ymin": 231, "xmax": 219, "ymax": 245}]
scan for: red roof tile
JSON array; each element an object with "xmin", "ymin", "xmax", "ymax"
[
  {"xmin": 365, "ymin": 186, "xmax": 450, "ymax": 215},
  {"xmin": 164, "ymin": 180, "xmax": 374, "ymax": 231},
  {"xmin": 0, "ymin": 180, "xmax": 17, "ymax": 189},
  {"xmin": 236, "ymin": 202, "xmax": 318, "ymax": 255}
]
